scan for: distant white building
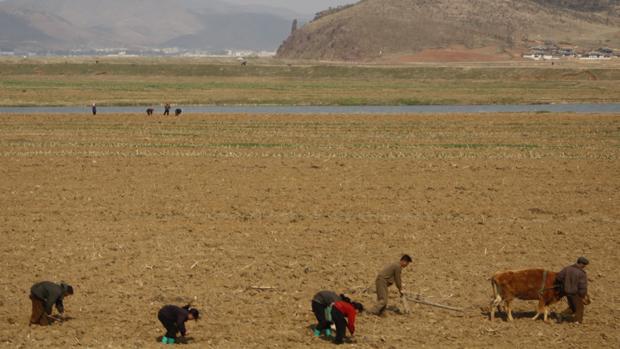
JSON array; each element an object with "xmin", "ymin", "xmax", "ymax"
[
  {"xmin": 523, "ymin": 53, "xmax": 543, "ymax": 60},
  {"xmin": 580, "ymin": 52, "xmax": 612, "ymax": 60},
  {"xmin": 523, "ymin": 53, "xmax": 559, "ymax": 61}
]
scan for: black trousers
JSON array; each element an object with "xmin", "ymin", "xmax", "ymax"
[
  {"xmin": 312, "ymin": 301, "xmax": 332, "ymax": 330},
  {"xmin": 566, "ymin": 294, "xmax": 585, "ymax": 323},
  {"xmin": 331, "ymin": 307, "xmax": 347, "ymax": 344},
  {"xmin": 158, "ymin": 313, "xmax": 179, "ymax": 339}
]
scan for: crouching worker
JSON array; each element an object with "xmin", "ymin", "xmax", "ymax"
[
  {"xmin": 29, "ymin": 281, "xmax": 73, "ymax": 326},
  {"xmin": 327, "ymin": 298, "xmax": 363, "ymax": 345},
  {"xmin": 311, "ymin": 291, "xmax": 343, "ymax": 337},
  {"xmin": 158, "ymin": 304, "xmax": 200, "ymax": 344}
]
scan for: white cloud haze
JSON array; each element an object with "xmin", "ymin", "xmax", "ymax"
[
  {"xmin": 221, "ymin": 0, "xmax": 355, "ymax": 14},
  {"xmin": 0, "ymin": 0, "xmax": 357, "ymax": 15}
]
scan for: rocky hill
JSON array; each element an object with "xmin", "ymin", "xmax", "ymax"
[
  {"xmin": 0, "ymin": 0, "xmax": 298, "ymax": 52},
  {"xmin": 277, "ymin": 0, "xmax": 620, "ymax": 61}
]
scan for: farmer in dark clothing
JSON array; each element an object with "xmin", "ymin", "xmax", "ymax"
[
  {"xmin": 555, "ymin": 257, "xmax": 589, "ymax": 323},
  {"xmin": 163, "ymin": 103, "xmax": 171, "ymax": 116},
  {"xmin": 158, "ymin": 304, "xmax": 200, "ymax": 344},
  {"xmin": 29, "ymin": 281, "xmax": 74, "ymax": 326},
  {"xmin": 311, "ymin": 291, "xmax": 342, "ymax": 337},
  {"xmin": 328, "ymin": 299, "xmax": 363, "ymax": 345}
]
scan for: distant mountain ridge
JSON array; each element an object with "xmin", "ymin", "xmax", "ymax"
[
  {"xmin": 0, "ymin": 0, "xmax": 300, "ymax": 52},
  {"xmin": 277, "ymin": 0, "xmax": 620, "ymax": 61}
]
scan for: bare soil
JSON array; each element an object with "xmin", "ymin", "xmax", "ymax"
[
  {"xmin": 0, "ymin": 113, "xmax": 618, "ymax": 348},
  {"xmin": 395, "ymin": 46, "xmax": 515, "ymax": 63}
]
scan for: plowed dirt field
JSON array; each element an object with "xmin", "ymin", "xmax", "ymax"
[{"xmin": 1, "ymin": 113, "xmax": 618, "ymax": 348}]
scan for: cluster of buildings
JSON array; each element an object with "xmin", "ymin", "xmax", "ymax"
[{"xmin": 523, "ymin": 45, "xmax": 617, "ymax": 61}]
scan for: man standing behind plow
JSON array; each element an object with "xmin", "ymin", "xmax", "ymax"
[{"xmin": 370, "ymin": 255, "xmax": 412, "ymax": 315}]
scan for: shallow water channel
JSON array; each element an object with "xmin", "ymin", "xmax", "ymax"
[{"xmin": 1, "ymin": 104, "xmax": 620, "ymax": 114}]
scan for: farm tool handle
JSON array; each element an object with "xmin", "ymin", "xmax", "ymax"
[
  {"xmin": 47, "ymin": 314, "xmax": 65, "ymax": 322},
  {"xmin": 404, "ymin": 294, "xmax": 464, "ymax": 312}
]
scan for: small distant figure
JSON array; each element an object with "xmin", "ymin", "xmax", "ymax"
[
  {"xmin": 146, "ymin": 108, "xmax": 154, "ymax": 116},
  {"xmin": 369, "ymin": 254, "xmax": 412, "ymax": 315},
  {"xmin": 175, "ymin": 108, "xmax": 182, "ymax": 117},
  {"xmin": 29, "ymin": 281, "xmax": 74, "ymax": 326},
  {"xmin": 91, "ymin": 103, "xmax": 97, "ymax": 116},
  {"xmin": 163, "ymin": 103, "xmax": 171, "ymax": 116},
  {"xmin": 158, "ymin": 304, "xmax": 200, "ymax": 344},
  {"xmin": 241, "ymin": 60, "xmax": 247, "ymax": 66},
  {"xmin": 555, "ymin": 257, "xmax": 589, "ymax": 324}
]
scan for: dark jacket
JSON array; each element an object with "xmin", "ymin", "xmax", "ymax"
[
  {"xmin": 158, "ymin": 305, "xmax": 190, "ymax": 336},
  {"xmin": 312, "ymin": 291, "xmax": 340, "ymax": 305},
  {"xmin": 556, "ymin": 264, "xmax": 588, "ymax": 297},
  {"xmin": 31, "ymin": 282, "xmax": 69, "ymax": 315}
]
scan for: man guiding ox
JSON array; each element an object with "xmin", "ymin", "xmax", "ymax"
[{"xmin": 555, "ymin": 257, "xmax": 589, "ymax": 324}]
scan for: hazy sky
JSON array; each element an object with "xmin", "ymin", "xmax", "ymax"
[
  {"xmin": 0, "ymin": 0, "xmax": 358, "ymax": 15},
  {"xmin": 221, "ymin": 0, "xmax": 355, "ymax": 14}
]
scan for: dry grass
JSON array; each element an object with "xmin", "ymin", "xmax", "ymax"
[{"xmin": 1, "ymin": 57, "xmax": 620, "ymax": 106}]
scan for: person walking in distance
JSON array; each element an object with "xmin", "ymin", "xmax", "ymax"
[
  {"xmin": 91, "ymin": 103, "xmax": 97, "ymax": 116},
  {"xmin": 370, "ymin": 254, "xmax": 412, "ymax": 315},
  {"xmin": 163, "ymin": 103, "xmax": 171, "ymax": 116},
  {"xmin": 157, "ymin": 304, "xmax": 200, "ymax": 344},
  {"xmin": 555, "ymin": 257, "xmax": 589, "ymax": 323},
  {"xmin": 29, "ymin": 281, "xmax": 74, "ymax": 326}
]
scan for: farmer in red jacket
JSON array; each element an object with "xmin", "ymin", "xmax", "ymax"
[{"xmin": 329, "ymin": 298, "xmax": 363, "ymax": 345}]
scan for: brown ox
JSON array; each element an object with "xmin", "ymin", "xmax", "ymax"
[{"xmin": 490, "ymin": 269, "xmax": 562, "ymax": 322}]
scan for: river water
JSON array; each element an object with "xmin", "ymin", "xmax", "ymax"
[{"xmin": 1, "ymin": 104, "xmax": 620, "ymax": 114}]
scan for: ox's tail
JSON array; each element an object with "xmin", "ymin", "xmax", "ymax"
[{"xmin": 491, "ymin": 275, "xmax": 501, "ymax": 300}]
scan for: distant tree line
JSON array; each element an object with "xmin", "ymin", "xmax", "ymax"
[{"xmin": 313, "ymin": 3, "xmax": 356, "ymax": 21}]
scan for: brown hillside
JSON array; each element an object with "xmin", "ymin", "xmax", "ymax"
[{"xmin": 277, "ymin": 0, "xmax": 620, "ymax": 61}]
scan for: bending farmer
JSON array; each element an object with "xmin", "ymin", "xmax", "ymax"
[
  {"xmin": 327, "ymin": 297, "xmax": 363, "ymax": 345},
  {"xmin": 29, "ymin": 281, "xmax": 74, "ymax": 326},
  {"xmin": 311, "ymin": 290, "xmax": 342, "ymax": 337},
  {"xmin": 158, "ymin": 304, "xmax": 200, "ymax": 344}
]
